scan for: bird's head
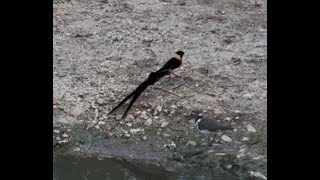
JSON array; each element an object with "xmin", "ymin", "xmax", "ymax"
[
  {"xmin": 186, "ymin": 110, "xmax": 203, "ymax": 123},
  {"xmin": 175, "ymin": 51, "xmax": 184, "ymax": 58}
]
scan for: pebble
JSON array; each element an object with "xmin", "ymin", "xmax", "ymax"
[
  {"xmin": 125, "ymin": 115, "xmax": 135, "ymax": 122},
  {"xmin": 242, "ymin": 137, "xmax": 250, "ymax": 141},
  {"xmin": 206, "ymin": 150, "xmax": 214, "ymax": 153},
  {"xmin": 144, "ymin": 119, "xmax": 152, "ymax": 126},
  {"xmin": 56, "ymin": 137, "xmax": 61, "ymax": 141},
  {"xmin": 215, "ymin": 153, "xmax": 226, "ymax": 156},
  {"xmin": 246, "ymin": 124, "xmax": 257, "ymax": 132},
  {"xmin": 67, "ymin": 129, "xmax": 71, "ymax": 132},
  {"xmin": 154, "ymin": 116, "xmax": 159, "ymax": 120},
  {"xmin": 170, "ymin": 105, "xmax": 177, "ymax": 109},
  {"xmin": 97, "ymin": 99, "xmax": 105, "ymax": 105},
  {"xmin": 161, "ymin": 121, "xmax": 169, "ymax": 127},
  {"xmin": 221, "ymin": 135, "xmax": 232, "ymax": 142},
  {"xmin": 58, "ymin": 139, "xmax": 68, "ymax": 144},
  {"xmin": 186, "ymin": 141, "xmax": 197, "ymax": 146},
  {"xmin": 124, "ymin": 133, "xmax": 131, "ymax": 138},
  {"xmin": 62, "ymin": 133, "xmax": 69, "ymax": 138},
  {"xmin": 92, "ymin": 120, "xmax": 97, "ymax": 124},
  {"xmin": 156, "ymin": 106, "xmax": 162, "ymax": 112},
  {"xmin": 249, "ymin": 171, "xmax": 267, "ymax": 180},
  {"xmin": 53, "ymin": 130, "xmax": 60, "ymax": 134},
  {"xmin": 116, "ymin": 115, "xmax": 122, "ymax": 120},
  {"xmin": 235, "ymin": 110, "xmax": 241, "ymax": 113},
  {"xmin": 95, "ymin": 125, "xmax": 100, "ymax": 129},
  {"xmin": 130, "ymin": 128, "xmax": 141, "ymax": 134},
  {"xmin": 73, "ymin": 147, "xmax": 81, "ymax": 152},
  {"xmin": 225, "ymin": 117, "xmax": 231, "ymax": 121},
  {"xmin": 105, "ymin": 124, "xmax": 112, "ymax": 130},
  {"xmin": 126, "ymin": 123, "xmax": 132, "ymax": 127},
  {"xmin": 235, "ymin": 116, "xmax": 239, "ymax": 120},
  {"xmin": 98, "ymin": 121, "xmax": 105, "ymax": 125},
  {"xmin": 142, "ymin": 136, "xmax": 147, "ymax": 140}
]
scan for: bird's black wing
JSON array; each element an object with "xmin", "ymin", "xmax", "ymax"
[{"xmin": 156, "ymin": 58, "xmax": 181, "ymax": 74}]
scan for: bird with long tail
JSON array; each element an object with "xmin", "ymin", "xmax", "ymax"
[{"xmin": 108, "ymin": 51, "xmax": 184, "ymax": 120}]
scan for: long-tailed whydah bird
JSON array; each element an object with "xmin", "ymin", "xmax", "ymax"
[{"xmin": 108, "ymin": 51, "xmax": 184, "ymax": 120}]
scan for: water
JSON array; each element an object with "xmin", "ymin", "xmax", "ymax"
[{"xmin": 53, "ymin": 155, "xmax": 240, "ymax": 180}]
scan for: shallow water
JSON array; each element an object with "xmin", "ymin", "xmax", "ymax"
[{"xmin": 53, "ymin": 155, "xmax": 240, "ymax": 180}]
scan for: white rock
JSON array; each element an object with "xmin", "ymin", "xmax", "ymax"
[
  {"xmin": 56, "ymin": 137, "xmax": 61, "ymax": 141},
  {"xmin": 215, "ymin": 153, "xmax": 226, "ymax": 156},
  {"xmin": 53, "ymin": 130, "xmax": 60, "ymax": 134},
  {"xmin": 70, "ymin": 104, "xmax": 84, "ymax": 117},
  {"xmin": 221, "ymin": 135, "xmax": 232, "ymax": 142},
  {"xmin": 144, "ymin": 119, "xmax": 152, "ymax": 126},
  {"xmin": 124, "ymin": 133, "xmax": 131, "ymax": 138},
  {"xmin": 97, "ymin": 99, "xmax": 105, "ymax": 105},
  {"xmin": 243, "ymin": 93, "xmax": 254, "ymax": 99},
  {"xmin": 225, "ymin": 117, "xmax": 231, "ymax": 121},
  {"xmin": 163, "ymin": 133, "xmax": 170, "ymax": 137},
  {"xmin": 187, "ymin": 141, "xmax": 197, "ymax": 146},
  {"xmin": 67, "ymin": 129, "xmax": 71, "ymax": 132},
  {"xmin": 156, "ymin": 106, "xmax": 162, "ymax": 112},
  {"xmin": 235, "ymin": 110, "xmax": 241, "ymax": 113},
  {"xmin": 73, "ymin": 147, "xmax": 80, "ymax": 152},
  {"xmin": 161, "ymin": 121, "xmax": 169, "ymax": 127},
  {"xmin": 235, "ymin": 116, "xmax": 239, "ymax": 120},
  {"xmin": 249, "ymin": 171, "xmax": 267, "ymax": 180},
  {"xmin": 154, "ymin": 116, "xmax": 159, "ymax": 120},
  {"xmin": 98, "ymin": 121, "xmax": 105, "ymax": 125},
  {"xmin": 247, "ymin": 124, "xmax": 257, "ymax": 132},
  {"xmin": 142, "ymin": 136, "xmax": 147, "ymax": 140},
  {"xmin": 125, "ymin": 115, "xmax": 135, "ymax": 122},
  {"xmin": 170, "ymin": 105, "xmax": 177, "ymax": 109},
  {"xmin": 130, "ymin": 128, "xmax": 141, "ymax": 134},
  {"xmin": 62, "ymin": 133, "xmax": 69, "ymax": 138},
  {"xmin": 242, "ymin": 137, "xmax": 250, "ymax": 141},
  {"xmin": 92, "ymin": 120, "xmax": 97, "ymax": 124},
  {"xmin": 95, "ymin": 125, "xmax": 100, "ymax": 129},
  {"xmin": 126, "ymin": 123, "xmax": 132, "ymax": 127},
  {"xmin": 206, "ymin": 150, "xmax": 214, "ymax": 153}
]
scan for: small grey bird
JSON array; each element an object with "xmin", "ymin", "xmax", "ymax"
[{"xmin": 188, "ymin": 110, "xmax": 234, "ymax": 141}]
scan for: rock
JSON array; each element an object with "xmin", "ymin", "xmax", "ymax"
[
  {"xmin": 97, "ymin": 99, "xmax": 105, "ymax": 105},
  {"xmin": 206, "ymin": 150, "xmax": 214, "ymax": 154},
  {"xmin": 53, "ymin": 130, "xmax": 60, "ymax": 134},
  {"xmin": 154, "ymin": 116, "xmax": 159, "ymax": 120},
  {"xmin": 73, "ymin": 147, "xmax": 80, "ymax": 152},
  {"xmin": 161, "ymin": 121, "xmax": 169, "ymax": 127},
  {"xmin": 221, "ymin": 135, "xmax": 232, "ymax": 142},
  {"xmin": 235, "ymin": 110, "xmax": 241, "ymax": 113},
  {"xmin": 62, "ymin": 133, "xmax": 69, "ymax": 138},
  {"xmin": 186, "ymin": 141, "xmax": 197, "ymax": 146},
  {"xmin": 246, "ymin": 124, "xmax": 257, "ymax": 132},
  {"xmin": 92, "ymin": 120, "xmax": 97, "ymax": 124},
  {"xmin": 125, "ymin": 115, "xmax": 135, "ymax": 122},
  {"xmin": 201, "ymin": 142, "xmax": 208, "ymax": 146},
  {"xmin": 156, "ymin": 105, "xmax": 162, "ymax": 112},
  {"xmin": 164, "ymin": 141, "xmax": 176, "ymax": 149},
  {"xmin": 142, "ymin": 136, "xmax": 147, "ymax": 140},
  {"xmin": 144, "ymin": 118, "xmax": 152, "ymax": 126},
  {"xmin": 163, "ymin": 133, "xmax": 170, "ymax": 137},
  {"xmin": 249, "ymin": 171, "xmax": 267, "ymax": 180},
  {"xmin": 214, "ymin": 108, "xmax": 222, "ymax": 114},
  {"xmin": 126, "ymin": 123, "xmax": 132, "ymax": 127},
  {"xmin": 67, "ymin": 129, "xmax": 71, "ymax": 132},
  {"xmin": 170, "ymin": 105, "xmax": 177, "ymax": 109},
  {"xmin": 105, "ymin": 124, "xmax": 112, "ymax": 130},
  {"xmin": 130, "ymin": 128, "xmax": 141, "ymax": 134},
  {"xmin": 58, "ymin": 139, "xmax": 68, "ymax": 144},
  {"xmin": 243, "ymin": 93, "xmax": 254, "ymax": 99},
  {"xmin": 95, "ymin": 125, "xmax": 100, "ymax": 129},
  {"xmin": 225, "ymin": 117, "xmax": 231, "ymax": 121},
  {"xmin": 116, "ymin": 115, "xmax": 122, "ymax": 120},
  {"xmin": 124, "ymin": 133, "xmax": 131, "ymax": 138},
  {"xmin": 70, "ymin": 104, "xmax": 84, "ymax": 117},
  {"xmin": 98, "ymin": 121, "xmax": 105, "ymax": 125},
  {"xmin": 170, "ymin": 110, "xmax": 175, "ymax": 114},
  {"xmin": 140, "ymin": 111, "xmax": 148, "ymax": 119},
  {"xmin": 56, "ymin": 137, "xmax": 61, "ymax": 141},
  {"xmin": 235, "ymin": 116, "xmax": 239, "ymax": 120},
  {"xmin": 242, "ymin": 137, "xmax": 250, "ymax": 141},
  {"xmin": 215, "ymin": 153, "xmax": 226, "ymax": 156}
]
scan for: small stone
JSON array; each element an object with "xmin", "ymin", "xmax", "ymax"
[
  {"xmin": 237, "ymin": 154, "xmax": 246, "ymax": 158},
  {"xmin": 125, "ymin": 115, "xmax": 135, "ymax": 122},
  {"xmin": 246, "ymin": 124, "xmax": 257, "ymax": 132},
  {"xmin": 116, "ymin": 115, "xmax": 122, "ymax": 120},
  {"xmin": 98, "ymin": 121, "xmax": 105, "ymax": 125},
  {"xmin": 73, "ymin": 147, "xmax": 80, "ymax": 152},
  {"xmin": 156, "ymin": 106, "xmax": 162, "ymax": 112},
  {"xmin": 142, "ymin": 136, "xmax": 147, "ymax": 140},
  {"xmin": 163, "ymin": 133, "xmax": 170, "ymax": 137},
  {"xmin": 92, "ymin": 120, "xmax": 97, "ymax": 124},
  {"xmin": 221, "ymin": 135, "xmax": 232, "ymax": 142},
  {"xmin": 144, "ymin": 119, "xmax": 152, "ymax": 126},
  {"xmin": 225, "ymin": 117, "xmax": 231, "ymax": 121},
  {"xmin": 58, "ymin": 139, "xmax": 68, "ymax": 144},
  {"xmin": 249, "ymin": 171, "xmax": 267, "ymax": 180},
  {"xmin": 235, "ymin": 116, "xmax": 239, "ymax": 120},
  {"xmin": 119, "ymin": 121, "xmax": 125, "ymax": 125},
  {"xmin": 235, "ymin": 110, "xmax": 241, "ymax": 113},
  {"xmin": 242, "ymin": 137, "xmax": 250, "ymax": 141},
  {"xmin": 154, "ymin": 116, "xmax": 159, "ymax": 120},
  {"xmin": 170, "ymin": 105, "xmax": 177, "ymax": 109},
  {"xmin": 187, "ymin": 141, "xmax": 197, "ymax": 146},
  {"xmin": 53, "ymin": 130, "xmax": 60, "ymax": 134},
  {"xmin": 70, "ymin": 104, "xmax": 84, "ymax": 117},
  {"xmin": 201, "ymin": 142, "xmax": 208, "ymax": 146},
  {"xmin": 214, "ymin": 109, "xmax": 222, "ymax": 114},
  {"xmin": 243, "ymin": 93, "xmax": 254, "ymax": 99},
  {"xmin": 130, "ymin": 128, "xmax": 141, "ymax": 134},
  {"xmin": 95, "ymin": 125, "xmax": 100, "ymax": 129},
  {"xmin": 170, "ymin": 110, "xmax": 175, "ymax": 114},
  {"xmin": 56, "ymin": 137, "xmax": 61, "ymax": 141},
  {"xmin": 99, "ymin": 117, "xmax": 104, "ymax": 121},
  {"xmin": 67, "ymin": 129, "xmax": 71, "ymax": 132},
  {"xmin": 105, "ymin": 124, "xmax": 112, "ymax": 130},
  {"xmin": 97, "ymin": 99, "xmax": 105, "ymax": 105},
  {"xmin": 135, "ymin": 111, "xmax": 141, "ymax": 115},
  {"xmin": 225, "ymin": 164, "xmax": 232, "ymax": 169},
  {"xmin": 124, "ymin": 133, "xmax": 131, "ymax": 138},
  {"xmin": 62, "ymin": 133, "xmax": 69, "ymax": 138},
  {"xmin": 126, "ymin": 123, "xmax": 132, "ymax": 127},
  {"xmin": 215, "ymin": 153, "xmax": 226, "ymax": 156},
  {"xmin": 147, "ymin": 109, "xmax": 151, "ymax": 112},
  {"xmin": 161, "ymin": 121, "xmax": 169, "ymax": 127},
  {"xmin": 206, "ymin": 150, "xmax": 214, "ymax": 153}
]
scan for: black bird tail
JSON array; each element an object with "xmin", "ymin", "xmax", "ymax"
[
  {"xmin": 108, "ymin": 91, "xmax": 135, "ymax": 115},
  {"xmin": 120, "ymin": 92, "xmax": 142, "ymax": 120}
]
